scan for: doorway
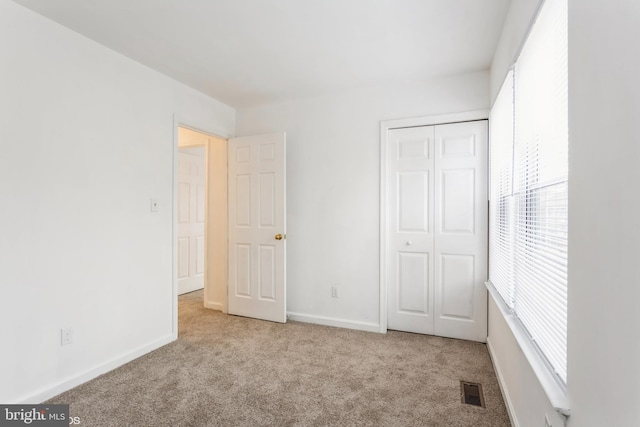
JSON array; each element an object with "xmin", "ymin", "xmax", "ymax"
[
  {"xmin": 177, "ymin": 126, "xmax": 228, "ymax": 312},
  {"xmin": 380, "ymin": 111, "xmax": 489, "ymax": 342},
  {"xmin": 173, "ymin": 126, "xmax": 288, "ymax": 336}
]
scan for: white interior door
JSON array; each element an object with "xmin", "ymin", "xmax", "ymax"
[
  {"xmin": 433, "ymin": 121, "xmax": 488, "ymax": 342},
  {"xmin": 177, "ymin": 148, "xmax": 206, "ymax": 295},
  {"xmin": 387, "ymin": 120, "xmax": 488, "ymax": 342},
  {"xmin": 228, "ymin": 132, "xmax": 286, "ymax": 323},
  {"xmin": 387, "ymin": 126, "xmax": 435, "ymax": 335}
]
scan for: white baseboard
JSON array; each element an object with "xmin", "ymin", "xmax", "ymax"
[
  {"xmin": 487, "ymin": 336, "xmax": 519, "ymax": 427},
  {"xmin": 204, "ymin": 301, "xmax": 223, "ymax": 311},
  {"xmin": 287, "ymin": 312, "xmax": 380, "ymax": 333},
  {"xmin": 18, "ymin": 334, "xmax": 176, "ymax": 404},
  {"xmin": 178, "ymin": 284, "xmax": 204, "ymax": 296}
]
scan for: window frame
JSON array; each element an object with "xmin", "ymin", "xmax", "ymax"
[{"xmin": 486, "ymin": 0, "xmax": 569, "ymax": 415}]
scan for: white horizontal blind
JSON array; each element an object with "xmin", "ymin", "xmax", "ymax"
[
  {"xmin": 489, "ymin": 0, "xmax": 568, "ymax": 384},
  {"xmin": 489, "ymin": 70, "xmax": 514, "ymax": 306}
]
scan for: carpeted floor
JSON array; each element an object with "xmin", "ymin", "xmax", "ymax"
[{"xmin": 47, "ymin": 290, "xmax": 511, "ymax": 426}]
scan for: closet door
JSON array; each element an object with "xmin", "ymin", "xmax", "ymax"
[
  {"xmin": 386, "ymin": 120, "xmax": 488, "ymax": 342},
  {"xmin": 387, "ymin": 126, "xmax": 435, "ymax": 334},
  {"xmin": 433, "ymin": 121, "xmax": 488, "ymax": 342}
]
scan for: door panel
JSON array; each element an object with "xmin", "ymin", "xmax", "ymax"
[
  {"xmin": 259, "ymin": 245, "xmax": 276, "ymax": 300},
  {"xmin": 196, "ymin": 184, "xmax": 206, "ymax": 223},
  {"xmin": 235, "ymin": 174, "xmax": 251, "ymax": 226},
  {"xmin": 434, "ymin": 121, "xmax": 488, "ymax": 342},
  {"xmin": 398, "ymin": 252, "xmax": 430, "ymax": 314},
  {"xmin": 399, "ymin": 172, "xmax": 430, "ymax": 232},
  {"xmin": 387, "ymin": 126, "xmax": 435, "ymax": 335},
  {"xmin": 178, "ymin": 238, "xmax": 189, "ymax": 278},
  {"xmin": 196, "ymin": 236, "xmax": 205, "ymax": 274},
  {"xmin": 387, "ymin": 121, "xmax": 488, "ymax": 342},
  {"xmin": 228, "ymin": 132, "xmax": 286, "ymax": 323},
  {"xmin": 441, "ymin": 169, "xmax": 475, "ymax": 233},
  {"xmin": 259, "ymin": 173, "xmax": 276, "ymax": 226},
  {"xmin": 177, "ymin": 149, "xmax": 206, "ymax": 295},
  {"xmin": 235, "ymin": 244, "xmax": 251, "ymax": 297},
  {"xmin": 439, "ymin": 253, "xmax": 475, "ymax": 319}
]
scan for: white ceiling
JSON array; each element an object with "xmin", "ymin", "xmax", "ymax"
[{"xmin": 14, "ymin": 0, "xmax": 511, "ymax": 108}]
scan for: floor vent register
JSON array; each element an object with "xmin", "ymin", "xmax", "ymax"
[{"xmin": 460, "ymin": 381, "xmax": 485, "ymax": 408}]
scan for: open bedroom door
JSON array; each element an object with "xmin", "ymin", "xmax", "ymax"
[{"xmin": 228, "ymin": 132, "xmax": 286, "ymax": 323}]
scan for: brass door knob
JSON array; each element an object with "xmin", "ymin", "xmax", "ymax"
[{"xmin": 275, "ymin": 234, "xmax": 283, "ymax": 240}]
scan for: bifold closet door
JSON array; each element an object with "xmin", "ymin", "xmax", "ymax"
[
  {"xmin": 387, "ymin": 126, "xmax": 436, "ymax": 335},
  {"xmin": 387, "ymin": 120, "xmax": 488, "ymax": 342},
  {"xmin": 433, "ymin": 121, "xmax": 488, "ymax": 342}
]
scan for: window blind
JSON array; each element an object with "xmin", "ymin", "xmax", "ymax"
[
  {"xmin": 489, "ymin": 70, "xmax": 514, "ymax": 306},
  {"xmin": 489, "ymin": 0, "xmax": 568, "ymax": 384}
]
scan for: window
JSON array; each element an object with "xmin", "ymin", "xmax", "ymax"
[{"xmin": 489, "ymin": 0, "xmax": 568, "ymax": 385}]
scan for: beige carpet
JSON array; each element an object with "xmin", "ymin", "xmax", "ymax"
[{"xmin": 47, "ymin": 290, "xmax": 511, "ymax": 426}]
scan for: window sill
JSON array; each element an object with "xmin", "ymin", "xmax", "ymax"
[{"xmin": 485, "ymin": 281, "xmax": 571, "ymax": 417}]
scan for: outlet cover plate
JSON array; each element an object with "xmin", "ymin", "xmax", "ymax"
[{"xmin": 61, "ymin": 328, "xmax": 73, "ymax": 346}]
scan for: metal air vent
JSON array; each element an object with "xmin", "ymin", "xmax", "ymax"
[{"xmin": 460, "ymin": 381, "xmax": 485, "ymax": 408}]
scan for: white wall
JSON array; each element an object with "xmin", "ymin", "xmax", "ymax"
[
  {"xmin": 488, "ymin": 0, "xmax": 640, "ymax": 426},
  {"xmin": 0, "ymin": 0, "xmax": 234, "ymax": 403},
  {"xmin": 487, "ymin": 298, "xmax": 566, "ymax": 427},
  {"xmin": 489, "ymin": 0, "xmax": 543, "ymax": 103},
  {"xmin": 236, "ymin": 73, "xmax": 489, "ymax": 331},
  {"xmin": 567, "ymin": 1, "xmax": 640, "ymax": 425}
]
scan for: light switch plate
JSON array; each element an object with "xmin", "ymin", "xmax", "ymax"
[{"xmin": 150, "ymin": 198, "xmax": 159, "ymax": 212}]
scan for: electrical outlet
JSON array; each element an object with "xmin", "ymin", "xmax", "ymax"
[
  {"xmin": 61, "ymin": 328, "xmax": 73, "ymax": 346},
  {"xmin": 331, "ymin": 286, "xmax": 339, "ymax": 298}
]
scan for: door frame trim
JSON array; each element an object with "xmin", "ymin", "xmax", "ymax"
[
  {"xmin": 172, "ymin": 114, "xmax": 231, "ymax": 339},
  {"xmin": 379, "ymin": 110, "xmax": 489, "ymax": 333}
]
